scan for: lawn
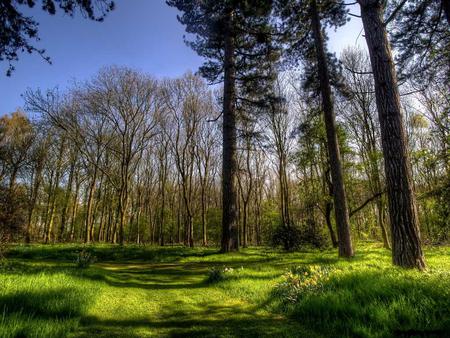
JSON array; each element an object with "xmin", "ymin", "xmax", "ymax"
[{"xmin": 0, "ymin": 243, "xmax": 449, "ymax": 337}]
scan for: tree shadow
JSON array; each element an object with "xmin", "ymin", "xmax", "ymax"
[
  {"xmin": 76, "ymin": 303, "xmax": 310, "ymax": 337},
  {"xmin": 0, "ymin": 287, "xmax": 93, "ymax": 338}
]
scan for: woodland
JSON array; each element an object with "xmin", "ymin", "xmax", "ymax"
[{"xmin": 0, "ymin": 0, "xmax": 449, "ymax": 337}]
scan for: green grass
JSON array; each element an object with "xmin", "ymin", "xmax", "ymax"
[{"xmin": 1, "ymin": 243, "xmax": 449, "ymax": 337}]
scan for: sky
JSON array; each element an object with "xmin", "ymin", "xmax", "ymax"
[{"xmin": 0, "ymin": 0, "xmax": 365, "ymax": 114}]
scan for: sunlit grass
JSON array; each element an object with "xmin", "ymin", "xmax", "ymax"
[{"xmin": 1, "ymin": 242, "xmax": 449, "ymax": 337}]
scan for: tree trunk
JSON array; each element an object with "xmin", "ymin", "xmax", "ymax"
[
  {"xmin": 85, "ymin": 169, "xmax": 97, "ymax": 243},
  {"xmin": 25, "ymin": 165, "xmax": 43, "ymax": 243},
  {"xmin": 69, "ymin": 174, "xmax": 80, "ymax": 241},
  {"xmin": 310, "ymin": 0, "xmax": 354, "ymax": 257},
  {"xmin": 59, "ymin": 160, "xmax": 75, "ymax": 241},
  {"xmin": 359, "ymin": 0, "xmax": 425, "ymax": 269},
  {"xmin": 221, "ymin": 9, "xmax": 239, "ymax": 252},
  {"xmin": 201, "ymin": 185, "xmax": 207, "ymax": 246}
]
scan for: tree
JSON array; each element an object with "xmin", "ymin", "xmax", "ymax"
[
  {"xmin": 358, "ymin": 0, "xmax": 426, "ymax": 269},
  {"xmin": 340, "ymin": 47, "xmax": 390, "ymax": 249},
  {"xmin": 167, "ymin": 0, "xmax": 277, "ymax": 252},
  {"xmin": 85, "ymin": 67, "xmax": 159, "ymax": 245},
  {"xmin": 0, "ymin": 111, "xmax": 34, "ymax": 240},
  {"xmin": 0, "ymin": 111, "xmax": 34, "ymax": 192},
  {"xmin": 389, "ymin": 0, "xmax": 450, "ymax": 83},
  {"xmin": 262, "ymin": 75, "xmax": 295, "ymax": 232},
  {"xmin": 0, "ymin": 0, "xmax": 114, "ymax": 76},
  {"xmin": 276, "ymin": 0, "xmax": 354, "ymax": 257}
]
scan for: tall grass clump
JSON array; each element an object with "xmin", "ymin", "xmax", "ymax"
[{"xmin": 272, "ymin": 264, "xmax": 450, "ymax": 337}]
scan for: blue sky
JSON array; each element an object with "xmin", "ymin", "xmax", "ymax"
[{"xmin": 0, "ymin": 0, "xmax": 364, "ymax": 114}]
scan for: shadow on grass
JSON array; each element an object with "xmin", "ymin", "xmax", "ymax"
[
  {"xmin": 0, "ymin": 287, "xmax": 93, "ymax": 338},
  {"xmin": 6, "ymin": 244, "xmax": 220, "ymax": 264},
  {"xmin": 0, "ymin": 288, "xmax": 88, "ymax": 319},
  {"xmin": 76, "ymin": 303, "xmax": 308, "ymax": 338}
]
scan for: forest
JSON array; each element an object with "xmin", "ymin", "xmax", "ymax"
[{"xmin": 0, "ymin": 0, "xmax": 449, "ymax": 337}]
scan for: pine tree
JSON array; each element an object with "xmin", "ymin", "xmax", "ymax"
[
  {"xmin": 167, "ymin": 0, "xmax": 278, "ymax": 252},
  {"xmin": 0, "ymin": 0, "xmax": 114, "ymax": 76},
  {"xmin": 358, "ymin": 0, "xmax": 426, "ymax": 269},
  {"xmin": 389, "ymin": 0, "xmax": 450, "ymax": 83},
  {"xmin": 276, "ymin": 0, "xmax": 354, "ymax": 257}
]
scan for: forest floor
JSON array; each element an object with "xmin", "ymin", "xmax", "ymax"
[{"xmin": 0, "ymin": 242, "xmax": 449, "ymax": 338}]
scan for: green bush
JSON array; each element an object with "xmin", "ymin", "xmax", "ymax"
[
  {"xmin": 74, "ymin": 249, "xmax": 96, "ymax": 269},
  {"xmin": 271, "ymin": 225, "xmax": 303, "ymax": 251},
  {"xmin": 205, "ymin": 266, "xmax": 238, "ymax": 284}
]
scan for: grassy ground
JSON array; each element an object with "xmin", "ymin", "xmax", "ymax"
[{"xmin": 0, "ymin": 243, "xmax": 449, "ymax": 337}]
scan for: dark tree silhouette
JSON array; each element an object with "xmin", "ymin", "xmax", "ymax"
[
  {"xmin": 389, "ymin": 0, "xmax": 450, "ymax": 83},
  {"xmin": 0, "ymin": 0, "xmax": 114, "ymax": 76}
]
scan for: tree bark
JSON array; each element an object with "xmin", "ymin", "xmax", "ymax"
[
  {"xmin": 310, "ymin": 0, "xmax": 354, "ymax": 257},
  {"xmin": 359, "ymin": 0, "xmax": 425, "ymax": 269},
  {"xmin": 221, "ymin": 9, "xmax": 239, "ymax": 252}
]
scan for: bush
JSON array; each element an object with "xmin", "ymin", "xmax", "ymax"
[
  {"xmin": 271, "ymin": 219, "xmax": 329, "ymax": 251},
  {"xmin": 298, "ymin": 219, "xmax": 328, "ymax": 249},
  {"xmin": 271, "ymin": 225, "xmax": 303, "ymax": 251},
  {"xmin": 75, "ymin": 249, "xmax": 96, "ymax": 268},
  {"xmin": 205, "ymin": 266, "xmax": 238, "ymax": 284},
  {"xmin": 273, "ymin": 265, "xmax": 333, "ymax": 304}
]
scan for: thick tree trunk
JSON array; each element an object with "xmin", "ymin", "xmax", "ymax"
[
  {"xmin": 221, "ymin": 9, "xmax": 239, "ymax": 252},
  {"xmin": 310, "ymin": 0, "xmax": 354, "ymax": 257},
  {"xmin": 359, "ymin": 0, "xmax": 425, "ymax": 269}
]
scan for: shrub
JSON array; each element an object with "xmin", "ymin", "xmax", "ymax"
[
  {"xmin": 75, "ymin": 249, "xmax": 96, "ymax": 269},
  {"xmin": 271, "ymin": 220, "xmax": 329, "ymax": 251},
  {"xmin": 274, "ymin": 265, "xmax": 333, "ymax": 303},
  {"xmin": 271, "ymin": 225, "xmax": 302, "ymax": 251},
  {"xmin": 205, "ymin": 266, "xmax": 237, "ymax": 284},
  {"xmin": 298, "ymin": 219, "xmax": 328, "ymax": 249}
]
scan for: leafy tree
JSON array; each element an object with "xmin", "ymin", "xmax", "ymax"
[{"xmin": 0, "ymin": 0, "xmax": 114, "ymax": 75}]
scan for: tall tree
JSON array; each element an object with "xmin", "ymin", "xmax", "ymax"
[
  {"xmin": 167, "ymin": 0, "xmax": 277, "ymax": 252},
  {"xmin": 340, "ymin": 47, "xmax": 390, "ymax": 249},
  {"xmin": 276, "ymin": 0, "xmax": 354, "ymax": 257},
  {"xmin": 358, "ymin": 0, "xmax": 426, "ymax": 269}
]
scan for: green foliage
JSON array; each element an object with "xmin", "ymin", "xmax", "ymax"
[
  {"xmin": 74, "ymin": 249, "xmax": 97, "ymax": 269},
  {"xmin": 271, "ymin": 225, "xmax": 303, "ymax": 251},
  {"xmin": 205, "ymin": 266, "xmax": 239, "ymax": 284},
  {"xmin": 274, "ymin": 265, "xmax": 333, "ymax": 303},
  {"xmin": 271, "ymin": 221, "xmax": 328, "ymax": 251}
]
